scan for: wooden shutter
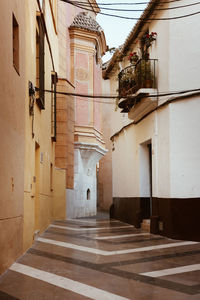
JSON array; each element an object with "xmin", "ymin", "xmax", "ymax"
[{"xmin": 36, "ymin": 15, "xmax": 45, "ymax": 109}]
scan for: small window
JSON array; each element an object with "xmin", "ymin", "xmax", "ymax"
[
  {"xmin": 13, "ymin": 14, "xmax": 19, "ymax": 74},
  {"xmin": 87, "ymin": 189, "xmax": 91, "ymax": 200},
  {"xmin": 95, "ymin": 45, "xmax": 98, "ymax": 64}
]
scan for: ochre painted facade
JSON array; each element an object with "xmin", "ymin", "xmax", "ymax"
[
  {"xmin": 0, "ymin": 0, "xmax": 108, "ymax": 274},
  {"xmin": 0, "ymin": 0, "xmax": 26, "ymax": 275},
  {"xmin": 23, "ymin": 0, "xmax": 66, "ymax": 252},
  {"xmin": 55, "ymin": 78, "xmax": 75, "ymax": 190},
  {"xmin": 0, "ymin": 0, "xmax": 68, "ymax": 275}
]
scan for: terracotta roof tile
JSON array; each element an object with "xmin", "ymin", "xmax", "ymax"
[{"xmin": 70, "ymin": 12, "xmax": 102, "ymax": 34}]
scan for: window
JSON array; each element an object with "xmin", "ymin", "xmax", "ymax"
[
  {"xmin": 36, "ymin": 15, "xmax": 45, "ymax": 109},
  {"xmin": 87, "ymin": 189, "xmax": 91, "ymax": 200},
  {"xmin": 95, "ymin": 45, "xmax": 98, "ymax": 65},
  {"xmin": 13, "ymin": 14, "xmax": 19, "ymax": 74},
  {"xmin": 50, "ymin": 163, "xmax": 53, "ymax": 191},
  {"xmin": 51, "ymin": 72, "xmax": 57, "ymax": 141}
]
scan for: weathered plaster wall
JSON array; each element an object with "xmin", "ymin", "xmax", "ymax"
[
  {"xmin": 52, "ymin": 168, "xmax": 66, "ymax": 219},
  {"xmin": 67, "ymin": 7, "xmax": 107, "ymax": 217},
  {"xmin": 93, "ymin": 63, "xmax": 102, "ymax": 132},
  {"xmin": 98, "ymin": 79, "xmax": 113, "ymax": 210},
  {"xmin": 67, "ymin": 143, "xmax": 106, "ymax": 218},
  {"xmin": 23, "ymin": 0, "xmax": 66, "ymax": 252},
  {"xmin": 55, "ymin": 78, "xmax": 75, "ymax": 189},
  {"xmin": 112, "ymin": 113, "xmax": 156, "ymax": 198},
  {"xmin": 0, "ymin": 0, "xmax": 25, "ymax": 274}
]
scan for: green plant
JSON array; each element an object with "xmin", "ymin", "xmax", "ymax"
[
  {"xmin": 120, "ymin": 66, "xmax": 136, "ymax": 90},
  {"xmin": 135, "ymin": 60, "xmax": 153, "ymax": 87},
  {"xmin": 141, "ymin": 32, "xmax": 157, "ymax": 60},
  {"xmin": 128, "ymin": 52, "xmax": 139, "ymax": 64},
  {"xmin": 141, "ymin": 32, "xmax": 157, "ymax": 49}
]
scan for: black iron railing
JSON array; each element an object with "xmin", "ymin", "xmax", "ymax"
[{"xmin": 118, "ymin": 59, "xmax": 157, "ymax": 99}]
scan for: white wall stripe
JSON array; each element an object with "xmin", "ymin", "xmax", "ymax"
[
  {"xmin": 10, "ymin": 263, "xmax": 129, "ymax": 300},
  {"xmin": 93, "ymin": 233, "xmax": 150, "ymax": 240},
  {"xmin": 50, "ymin": 224, "xmax": 133, "ymax": 231},
  {"xmin": 140, "ymin": 263, "xmax": 200, "ymax": 278},
  {"xmin": 38, "ymin": 237, "xmax": 110, "ymax": 255},
  {"xmin": 37, "ymin": 237, "xmax": 198, "ymax": 256}
]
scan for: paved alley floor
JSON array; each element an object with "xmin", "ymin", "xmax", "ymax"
[{"xmin": 0, "ymin": 215, "xmax": 200, "ymax": 299}]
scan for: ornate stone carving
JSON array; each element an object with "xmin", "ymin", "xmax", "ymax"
[{"xmin": 76, "ymin": 68, "xmax": 88, "ymax": 81}]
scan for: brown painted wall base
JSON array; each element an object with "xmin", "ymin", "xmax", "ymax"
[
  {"xmin": 151, "ymin": 197, "xmax": 200, "ymax": 242},
  {"xmin": 110, "ymin": 197, "xmax": 150, "ymax": 228},
  {"xmin": 110, "ymin": 197, "xmax": 200, "ymax": 242}
]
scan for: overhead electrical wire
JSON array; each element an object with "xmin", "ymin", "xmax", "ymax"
[
  {"xmin": 60, "ymin": 0, "xmax": 200, "ymax": 20},
  {"xmin": 54, "ymin": 1, "xmax": 200, "ymax": 101},
  {"xmin": 67, "ymin": 1, "xmax": 200, "ymax": 12},
  {"xmin": 65, "ymin": 0, "xmax": 183, "ymax": 6},
  {"xmin": 36, "ymin": 87, "xmax": 200, "ymax": 105}
]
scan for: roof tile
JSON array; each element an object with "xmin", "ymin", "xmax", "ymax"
[{"xmin": 70, "ymin": 12, "xmax": 102, "ymax": 34}]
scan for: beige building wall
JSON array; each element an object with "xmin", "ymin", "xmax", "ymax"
[
  {"xmin": 52, "ymin": 168, "xmax": 66, "ymax": 219},
  {"xmin": 0, "ymin": 0, "xmax": 26, "ymax": 274},
  {"xmin": 56, "ymin": 0, "xmax": 77, "ymax": 217},
  {"xmin": 98, "ymin": 80, "xmax": 113, "ymax": 210},
  {"xmin": 23, "ymin": 0, "xmax": 66, "ymax": 252},
  {"xmin": 55, "ymin": 78, "xmax": 75, "ymax": 191}
]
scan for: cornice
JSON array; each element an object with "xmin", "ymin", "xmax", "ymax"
[{"xmin": 69, "ymin": 27, "xmax": 106, "ymax": 56}]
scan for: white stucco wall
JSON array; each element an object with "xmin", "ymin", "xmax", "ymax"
[
  {"xmin": 168, "ymin": 1, "xmax": 200, "ymax": 92},
  {"xmin": 67, "ymin": 143, "xmax": 107, "ymax": 218},
  {"xmin": 170, "ymin": 97, "xmax": 200, "ymax": 198},
  {"xmin": 107, "ymin": 0, "xmax": 200, "ymax": 202},
  {"xmin": 112, "ymin": 113, "xmax": 157, "ymax": 198},
  {"xmin": 112, "ymin": 96, "xmax": 200, "ymax": 200},
  {"xmin": 112, "ymin": 127, "xmax": 139, "ymax": 197},
  {"xmin": 155, "ymin": 106, "xmax": 170, "ymax": 198}
]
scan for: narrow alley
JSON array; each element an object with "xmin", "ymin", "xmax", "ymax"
[{"xmin": 0, "ymin": 213, "xmax": 200, "ymax": 300}]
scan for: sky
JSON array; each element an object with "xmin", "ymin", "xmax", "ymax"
[{"xmin": 96, "ymin": 0, "xmax": 148, "ymax": 62}]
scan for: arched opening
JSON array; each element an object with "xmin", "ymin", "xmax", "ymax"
[{"xmin": 87, "ymin": 188, "xmax": 91, "ymax": 200}]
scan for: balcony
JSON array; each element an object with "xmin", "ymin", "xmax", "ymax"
[{"xmin": 118, "ymin": 59, "xmax": 158, "ymax": 119}]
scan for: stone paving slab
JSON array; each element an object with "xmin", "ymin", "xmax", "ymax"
[{"xmin": 0, "ymin": 214, "xmax": 200, "ymax": 299}]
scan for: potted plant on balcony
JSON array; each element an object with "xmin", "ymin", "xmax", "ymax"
[
  {"xmin": 135, "ymin": 59, "xmax": 153, "ymax": 89},
  {"xmin": 141, "ymin": 32, "xmax": 157, "ymax": 49},
  {"xmin": 119, "ymin": 66, "xmax": 136, "ymax": 96},
  {"xmin": 128, "ymin": 52, "xmax": 139, "ymax": 65}
]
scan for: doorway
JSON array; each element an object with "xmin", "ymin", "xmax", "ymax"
[
  {"xmin": 139, "ymin": 140, "xmax": 152, "ymax": 219},
  {"xmin": 34, "ymin": 143, "xmax": 40, "ymax": 232},
  {"xmin": 147, "ymin": 143, "xmax": 152, "ymax": 216}
]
